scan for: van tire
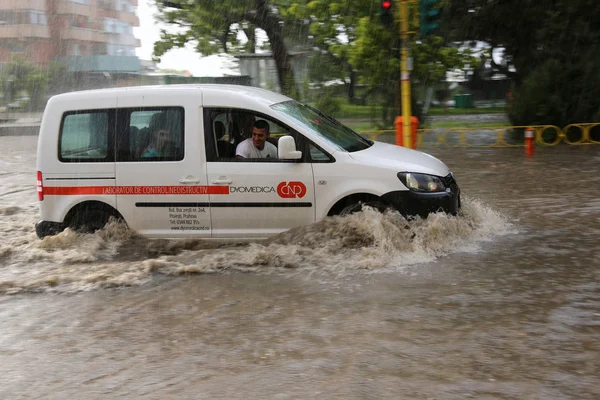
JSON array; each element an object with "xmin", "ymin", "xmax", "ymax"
[
  {"xmin": 66, "ymin": 202, "xmax": 121, "ymax": 234},
  {"xmin": 339, "ymin": 201, "xmax": 387, "ymax": 216}
]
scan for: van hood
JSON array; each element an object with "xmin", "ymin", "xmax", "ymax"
[{"xmin": 348, "ymin": 141, "xmax": 451, "ymax": 176}]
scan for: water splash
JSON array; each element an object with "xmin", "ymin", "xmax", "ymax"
[{"xmin": 0, "ymin": 196, "xmax": 515, "ymax": 294}]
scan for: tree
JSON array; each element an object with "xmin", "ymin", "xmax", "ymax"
[
  {"xmin": 154, "ymin": 0, "xmax": 477, "ymax": 125},
  {"xmin": 286, "ymin": 0, "xmax": 370, "ymax": 104},
  {"xmin": 1, "ymin": 58, "xmax": 49, "ymax": 111},
  {"xmin": 346, "ymin": 5, "xmax": 474, "ymax": 124},
  {"xmin": 444, "ymin": 0, "xmax": 600, "ymax": 126},
  {"xmin": 286, "ymin": 1, "xmax": 474, "ymax": 123},
  {"xmin": 155, "ymin": 0, "xmax": 298, "ymax": 95}
]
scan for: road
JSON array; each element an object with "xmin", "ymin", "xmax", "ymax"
[{"xmin": 0, "ymin": 135, "xmax": 599, "ymax": 399}]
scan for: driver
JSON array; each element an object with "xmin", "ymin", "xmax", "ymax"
[{"xmin": 235, "ymin": 120, "xmax": 277, "ymax": 159}]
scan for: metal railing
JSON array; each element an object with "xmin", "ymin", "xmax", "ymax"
[{"xmin": 360, "ymin": 123, "xmax": 600, "ymax": 148}]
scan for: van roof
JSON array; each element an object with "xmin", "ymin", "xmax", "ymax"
[{"xmin": 49, "ymin": 84, "xmax": 292, "ymax": 105}]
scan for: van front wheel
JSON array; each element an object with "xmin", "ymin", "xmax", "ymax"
[{"xmin": 339, "ymin": 201, "xmax": 387, "ymax": 216}]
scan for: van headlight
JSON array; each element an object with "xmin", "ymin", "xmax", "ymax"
[{"xmin": 397, "ymin": 172, "xmax": 446, "ymax": 193}]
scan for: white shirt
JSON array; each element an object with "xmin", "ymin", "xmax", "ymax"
[{"xmin": 235, "ymin": 138, "xmax": 278, "ymax": 159}]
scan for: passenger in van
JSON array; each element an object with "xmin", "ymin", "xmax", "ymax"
[
  {"xmin": 214, "ymin": 120, "xmax": 233, "ymax": 157},
  {"xmin": 142, "ymin": 113, "xmax": 172, "ymax": 158},
  {"xmin": 236, "ymin": 120, "xmax": 278, "ymax": 159},
  {"xmin": 142, "ymin": 127, "xmax": 171, "ymax": 157},
  {"xmin": 230, "ymin": 112, "xmax": 256, "ymax": 148}
]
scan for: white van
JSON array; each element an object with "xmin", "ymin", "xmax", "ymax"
[{"xmin": 35, "ymin": 85, "xmax": 460, "ymax": 239}]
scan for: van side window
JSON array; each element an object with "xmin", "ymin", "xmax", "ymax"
[
  {"xmin": 309, "ymin": 143, "xmax": 333, "ymax": 162},
  {"xmin": 204, "ymin": 108, "xmax": 300, "ymax": 162},
  {"xmin": 59, "ymin": 110, "xmax": 113, "ymax": 162},
  {"xmin": 116, "ymin": 107, "xmax": 184, "ymax": 162}
]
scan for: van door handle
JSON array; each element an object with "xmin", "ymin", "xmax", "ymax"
[
  {"xmin": 179, "ymin": 177, "xmax": 200, "ymax": 184},
  {"xmin": 212, "ymin": 179, "xmax": 232, "ymax": 184}
]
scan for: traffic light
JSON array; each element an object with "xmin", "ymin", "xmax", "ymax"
[
  {"xmin": 380, "ymin": 0, "xmax": 394, "ymax": 27},
  {"xmin": 420, "ymin": 0, "xmax": 441, "ymax": 38}
]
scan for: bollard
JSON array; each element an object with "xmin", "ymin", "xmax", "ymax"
[
  {"xmin": 525, "ymin": 127, "xmax": 534, "ymax": 156},
  {"xmin": 394, "ymin": 116, "xmax": 404, "ymax": 147},
  {"xmin": 394, "ymin": 116, "xmax": 420, "ymax": 149}
]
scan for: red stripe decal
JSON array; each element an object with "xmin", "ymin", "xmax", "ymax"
[{"xmin": 44, "ymin": 186, "xmax": 230, "ymax": 196}]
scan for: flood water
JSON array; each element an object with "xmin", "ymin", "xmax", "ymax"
[{"xmin": 1, "ymin": 135, "xmax": 599, "ymax": 399}]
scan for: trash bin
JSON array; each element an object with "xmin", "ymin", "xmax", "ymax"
[
  {"xmin": 462, "ymin": 94, "xmax": 473, "ymax": 108},
  {"xmin": 454, "ymin": 94, "xmax": 473, "ymax": 108},
  {"xmin": 454, "ymin": 94, "xmax": 464, "ymax": 108}
]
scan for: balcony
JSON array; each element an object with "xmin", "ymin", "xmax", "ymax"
[
  {"xmin": 107, "ymin": 33, "xmax": 140, "ymax": 47},
  {"xmin": 117, "ymin": 11, "xmax": 139, "ymax": 26},
  {"xmin": 56, "ymin": 1, "xmax": 93, "ymax": 17},
  {"xmin": 55, "ymin": 55, "xmax": 141, "ymax": 73},
  {"xmin": 61, "ymin": 27, "xmax": 107, "ymax": 43},
  {"xmin": 0, "ymin": 25, "xmax": 50, "ymax": 39},
  {"xmin": 2, "ymin": 0, "xmax": 46, "ymax": 11}
]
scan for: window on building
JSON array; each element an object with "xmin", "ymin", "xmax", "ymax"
[
  {"xmin": 70, "ymin": 16, "xmax": 88, "ymax": 28},
  {"xmin": 0, "ymin": 10, "xmax": 19, "ymax": 24},
  {"xmin": 0, "ymin": 10, "xmax": 47, "ymax": 25},
  {"xmin": 114, "ymin": 0, "xmax": 134, "ymax": 12},
  {"xmin": 9, "ymin": 42, "xmax": 25, "ymax": 54},
  {"xmin": 98, "ymin": 0, "xmax": 113, "ymax": 10},
  {"xmin": 29, "ymin": 10, "xmax": 47, "ymax": 25},
  {"xmin": 103, "ymin": 18, "xmax": 117, "ymax": 33}
]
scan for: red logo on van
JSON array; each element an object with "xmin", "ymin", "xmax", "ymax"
[{"xmin": 277, "ymin": 181, "xmax": 307, "ymax": 198}]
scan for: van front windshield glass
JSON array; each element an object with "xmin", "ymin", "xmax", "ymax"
[{"xmin": 271, "ymin": 101, "xmax": 372, "ymax": 152}]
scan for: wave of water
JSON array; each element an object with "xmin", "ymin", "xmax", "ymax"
[{"xmin": 0, "ymin": 197, "xmax": 516, "ymax": 295}]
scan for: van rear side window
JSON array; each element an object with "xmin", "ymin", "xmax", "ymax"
[
  {"xmin": 59, "ymin": 110, "xmax": 112, "ymax": 162},
  {"xmin": 116, "ymin": 107, "xmax": 184, "ymax": 162}
]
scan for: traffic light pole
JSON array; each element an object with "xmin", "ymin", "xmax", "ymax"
[{"xmin": 399, "ymin": 0, "xmax": 412, "ymax": 149}]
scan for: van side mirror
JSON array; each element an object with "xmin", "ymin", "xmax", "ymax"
[{"xmin": 278, "ymin": 135, "xmax": 302, "ymax": 160}]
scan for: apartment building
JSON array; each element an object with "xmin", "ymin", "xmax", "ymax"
[{"xmin": 0, "ymin": 0, "xmax": 141, "ymax": 74}]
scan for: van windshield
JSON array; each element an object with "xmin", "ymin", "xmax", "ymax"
[{"xmin": 271, "ymin": 101, "xmax": 372, "ymax": 152}]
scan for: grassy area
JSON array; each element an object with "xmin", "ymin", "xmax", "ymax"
[
  {"xmin": 314, "ymin": 99, "xmax": 509, "ymax": 131},
  {"xmin": 333, "ymin": 103, "xmax": 382, "ymax": 119},
  {"xmin": 316, "ymin": 98, "xmax": 507, "ymax": 119},
  {"xmin": 346, "ymin": 120, "xmax": 507, "ymax": 132},
  {"xmin": 344, "ymin": 122, "xmax": 391, "ymax": 132},
  {"xmin": 421, "ymin": 121, "xmax": 508, "ymax": 129},
  {"xmin": 427, "ymin": 107, "xmax": 507, "ymax": 116}
]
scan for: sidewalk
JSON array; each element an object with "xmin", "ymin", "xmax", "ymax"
[{"xmin": 0, "ymin": 112, "xmax": 43, "ymax": 136}]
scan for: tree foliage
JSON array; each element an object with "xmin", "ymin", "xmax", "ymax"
[
  {"xmin": 312, "ymin": 2, "xmax": 474, "ymax": 123},
  {"xmin": 294, "ymin": 1, "xmax": 474, "ymax": 121},
  {"xmin": 445, "ymin": 0, "xmax": 600, "ymax": 125},
  {"xmin": 155, "ymin": 0, "xmax": 299, "ymax": 95},
  {"xmin": 153, "ymin": 1, "xmax": 476, "ymax": 123}
]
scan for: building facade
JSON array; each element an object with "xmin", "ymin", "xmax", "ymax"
[{"xmin": 0, "ymin": 0, "xmax": 140, "ymax": 74}]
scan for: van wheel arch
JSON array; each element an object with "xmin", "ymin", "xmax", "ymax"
[
  {"xmin": 64, "ymin": 201, "xmax": 124, "ymax": 234},
  {"xmin": 327, "ymin": 193, "xmax": 387, "ymax": 216}
]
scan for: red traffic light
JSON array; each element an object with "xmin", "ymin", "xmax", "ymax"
[{"xmin": 381, "ymin": 0, "xmax": 392, "ymax": 10}]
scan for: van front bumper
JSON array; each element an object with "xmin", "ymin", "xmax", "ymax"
[
  {"xmin": 35, "ymin": 220, "xmax": 66, "ymax": 239},
  {"xmin": 381, "ymin": 183, "xmax": 461, "ymax": 218}
]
